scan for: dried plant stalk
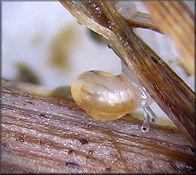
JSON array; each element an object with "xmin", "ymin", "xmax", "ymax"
[
  {"xmin": 60, "ymin": 1, "xmax": 195, "ymax": 145},
  {"xmin": 1, "ymin": 83, "xmax": 195, "ymax": 173},
  {"xmin": 143, "ymin": 1, "xmax": 195, "ymax": 76},
  {"xmin": 110, "ymin": 1, "xmax": 161, "ymax": 32},
  {"xmin": 127, "ymin": 12, "xmax": 161, "ymax": 33}
]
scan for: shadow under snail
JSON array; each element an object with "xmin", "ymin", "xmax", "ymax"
[{"xmin": 71, "ymin": 63, "xmax": 157, "ymax": 132}]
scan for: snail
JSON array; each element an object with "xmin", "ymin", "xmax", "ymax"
[
  {"xmin": 71, "ymin": 64, "xmax": 157, "ymax": 132},
  {"xmin": 71, "ymin": 70, "xmax": 141, "ymax": 121}
]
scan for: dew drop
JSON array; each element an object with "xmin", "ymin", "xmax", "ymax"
[
  {"xmin": 115, "ymin": 1, "xmax": 137, "ymax": 20},
  {"xmin": 121, "ymin": 61, "xmax": 157, "ymax": 132},
  {"xmin": 141, "ymin": 110, "xmax": 150, "ymax": 132},
  {"xmin": 144, "ymin": 106, "xmax": 157, "ymax": 123}
]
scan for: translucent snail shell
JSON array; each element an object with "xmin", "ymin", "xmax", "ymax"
[{"xmin": 71, "ymin": 70, "xmax": 142, "ymax": 121}]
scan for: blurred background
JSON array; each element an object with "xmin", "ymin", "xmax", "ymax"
[{"xmin": 2, "ymin": 1, "xmax": 195, "ymax": 122}]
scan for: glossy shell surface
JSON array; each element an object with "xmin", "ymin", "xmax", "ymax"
[{"xmin": 71, "ymin": 70, "xmax": 141, "ymax": 120}]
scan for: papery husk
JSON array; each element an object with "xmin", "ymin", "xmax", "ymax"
[{"xmin": 143, "ymin": 1, "xmax": 195, "ymax": 76}]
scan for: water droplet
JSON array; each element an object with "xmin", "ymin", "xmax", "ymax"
[
  {"xmin": 144, "ymin": 106, "xmax": 157, "ymax": 123},
  {"xmin": 115, "ymin": 1, "xmax": 137, "ymax": 20},
  {"xmin": 121, "ymin": 60, "xmax": 157, "ymax": 132},
  {"xmin": 141, "ymin": 110, "xmax": 150, "ymax": 132}
]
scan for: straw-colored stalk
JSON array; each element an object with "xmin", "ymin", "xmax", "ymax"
[{"xmin": 143, "ymin": 1, "xmax": 195, "ymax": 76}]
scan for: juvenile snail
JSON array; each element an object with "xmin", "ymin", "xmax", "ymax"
[
  {"xmin": 71, "ymin": 67, "xmax": 157, "ymax": 132},
  {"xmin": 71, "ymin": 70, "xmax": 141, "ymax": 120}
]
